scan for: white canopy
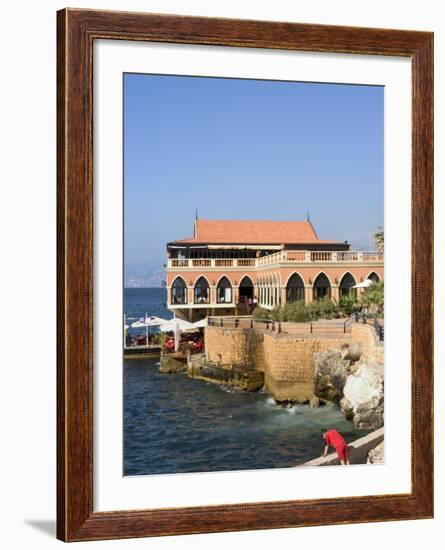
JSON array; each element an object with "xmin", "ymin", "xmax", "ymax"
[
  {"xmin": 352, "ymin": 278, "xmax": 375, "ymax": 289},
  {"xmin": 128, "ymin": 315, "xmax": 172, "ymax": 346},
  {"xmin": 126, "ymin": 315, "xmax": 205, "ymax": 351},
  {"xmin": 158, "ymin": 318, "xmax": 195, "ymax": 333},
  {"xmin": 144, "ymin": 315, "xmax": 169, "ymax": 326},
  {"xmin": 130, "ymin": 320, "xmax": 146, "ymax": 328},
  {"xmin": 192, "ymin": 318, "xmax": 208, "ymax": 328},
  {"xmin": 130, "ymin": 315, "xmax": 169, "ymax": 328}
]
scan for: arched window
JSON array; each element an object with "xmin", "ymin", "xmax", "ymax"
[
  {"xmin": 339, "ymin": 272, "xmax": 357, "ymax": 298},
  {"xmin": 239, "ymin": 276, "xmax": 254, "ymax": 303},
  {"xmin": 194, "ymin": 277, "xmax": 210, "ymax": 304},
  {"xmin": 217, "ymin": 276, "xmax": 232, "ymax": 303},
  {"xmin": 286, "ymin": 273, "xmax": 305, "ymax": 303},
  {"xmin": 313, "ymin": 272, "xmax": 331, "ymax": 300},
  {"xmin": 368, "ymin": 272, "xmax": 380, "ymax": 283},
  {"xmin": 171, "ymin": 277, "xmax": 187, "ymax": 304}
]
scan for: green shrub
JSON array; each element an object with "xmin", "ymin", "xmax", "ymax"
[
  {"xmin": 362, "ymin": 281, "xmax": 384, "ymax": 316},
  {"xmin": 338, "ymin": 294, "xmax": 360, "ymax": 316},
  {"xmin": 281, "ymin": 301, "xmax": 311, "ymax": 322},
  {"xmin": 252, "ymin": 306, "xmax": 272, "ymax": 321},
  {"xmin": 256, "ymin": 298, "xmax": 345, "ymax": 323},
  {"xmin": 251, "ymin": 294, "xmax": 367, "ymax": 324},
  {"xmin": 305, "ymin": 297, "xmax": 340, "ymax": 320},
  {"xmin": 269, "ymin": 306, "xmax": 280, "ymax": 322}
]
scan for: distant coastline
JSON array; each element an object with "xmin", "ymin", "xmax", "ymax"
[
  {"xmin": 124, "ymin": 268, "xmax": 165, "ymax": 289},
  {"xmin": 124, "ymin": 285, "xmax": 164, "ymax": 289}
]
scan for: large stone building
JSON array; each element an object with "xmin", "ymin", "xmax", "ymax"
[{"xmin": 166, "ymin": 219, "xmax": 383, "ymax": 321}]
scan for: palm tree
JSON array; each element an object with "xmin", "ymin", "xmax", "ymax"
[{"xmin": 374, "ymin": 227, "xmax": 384, "ymax": 253}]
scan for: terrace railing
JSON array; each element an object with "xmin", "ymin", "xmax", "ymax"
[
  {"xmin": 169, "ymin": 258, "xmax": 256, "ymax": 268},
  {"xmin": 168, "ymin": 251, "xmax": 383, "ymax": 269},
  {"xmin": 207, "ymin": 316, "xmax": 354, "ymax": 335},
  {"xmin": 256, "ymin": 250, "xmax": 383, "ymax": 266},
  {"xmin": 207, "ymin": 313, "xmax": 384, "ymax": 340}
]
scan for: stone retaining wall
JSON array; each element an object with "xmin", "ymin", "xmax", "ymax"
[
  {"xmin": 204, "ymin": 322, "xmax": 383, "ymax": 401},
  {"xmin": 205, "ymin": 327, "xmax": 347, "ymax": 401},
  {"xmin": 350, "ymin": 323, "xmax": 384, "ymax": 365}
]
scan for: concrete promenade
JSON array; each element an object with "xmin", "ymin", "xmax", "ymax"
[{"xmin": 300, "ymin": 427, "xmax": 384, "ymax": 466}]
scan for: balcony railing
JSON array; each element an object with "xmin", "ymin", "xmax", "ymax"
[
  {"xmin": 168, "ymin": 250, "xmax": 383, "ymax": 269},
  {"xmin": 310, "ymin": 251, "xmax": 332, "ymax": 262},
  {"xmin": 236, "ymin": 259, "xmax": 256, "ymax": 267},
  {"xmin": 256, "ymin": 250, "xmax": 383, "ymax": 266},
  {"xmin": 169, "ymin": 258, "xmax": 256, "ymax": 268}
]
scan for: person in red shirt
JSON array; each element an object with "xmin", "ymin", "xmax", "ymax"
[{"xmin": 322, "ymin": 429, "xmax": 350, "ymax": 465}]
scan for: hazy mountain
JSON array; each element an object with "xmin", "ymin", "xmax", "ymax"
[{"xmin": 124, "ymin": 265, "xmax": 165, "ymax": 288}]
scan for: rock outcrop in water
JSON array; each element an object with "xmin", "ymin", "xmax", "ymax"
[
  {"xmin": 340, "ymin": 342, "xmax": 363, "ymax": 362},
  {"xmin": 313, "ymin": 349, "xmax": 353, "ymax": 404},
  {"xmin": 159, "ymin": 355, "xmax": 187, "ymax": 373},
  {"xmin": 313, "ymin": 346, "xmax": 384, "ymax": 431},
  {"xmin": 340, "ymin": 363, "xmax": 384, "ymax": 430}
]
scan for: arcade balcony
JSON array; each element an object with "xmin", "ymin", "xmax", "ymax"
[{"xmin": 167, "ymin": 250, "xmax": 383, "ymax": 269}]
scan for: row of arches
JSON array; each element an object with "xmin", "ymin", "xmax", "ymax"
[
  {"xmin": 171, "ymin": 275, "xmax": 254, "ymax": 305},
  {"xmin": 170, "ymin": 272, "xmax": 381, "ymax": 306},
  {"xmin": 257, "ymin": 271, "xmax": 380, "ymax": 307}
]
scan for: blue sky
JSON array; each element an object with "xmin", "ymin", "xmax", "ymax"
[{"xmin": 124, "ymin": 73, "xmax": 383, "ymax": 278}]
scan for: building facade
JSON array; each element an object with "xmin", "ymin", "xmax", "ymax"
[{"xmin": 166, "ymin": 220, "xmax": 383, "ymax": 322}]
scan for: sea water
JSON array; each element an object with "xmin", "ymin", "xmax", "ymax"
[{"xmin": 124, "ymin": 288, "xmax": 367, "ymax": 476}]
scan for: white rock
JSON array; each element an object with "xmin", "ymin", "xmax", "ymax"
[
  {"xmin": 342, "ymin": 363, "xmax": 384, "ymax": 430},
  {"xmin": 367, "ymin": 441, "xmax": 385, "ymax": 464}
]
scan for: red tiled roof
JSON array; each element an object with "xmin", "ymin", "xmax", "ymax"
[{"xmin": 173, "ymin": 220, "xmax": 338, "ymax": 245}]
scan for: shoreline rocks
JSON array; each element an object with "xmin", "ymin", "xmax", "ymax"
[
  {"xmin": 313, "ymin": 349, "xmax": 353, "ymax": 404},
  {"xmin": 159, "ymin": 356, "xmax": 187, "ymax": 373},
  {"xmin": 314, "ymin": 347, "xmax": 384, "ymax": 431},
  {"xmin": 367, "ymin": 440, "xmax": 384, "ymax": 464},
  {"xmin": 341, "ymin": 363, "xmax": 384, "ymax": 430}
]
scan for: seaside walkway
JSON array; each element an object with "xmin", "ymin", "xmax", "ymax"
[
  {"xmin": 301, "ymin": 428, "xmax": 384, "ymax": 467},
  {"xmin": 208, "ymin": 314, "xmax": 384, "ymax": 341},
  {"xmin": 208, "ymin": 316, "xmax": 354, "ymax": 339}
]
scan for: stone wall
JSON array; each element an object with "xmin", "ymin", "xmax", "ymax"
[
  {"xmin": 350, "ymin": 323, "xmax": 384, "ymax": 365},
  {"xmin": 205, "ymin": 326, "xmax": 347, "ymax": 402},
  {"xmin": 205, "ymin": 322, "xmax": 384, "ymax": 401}
]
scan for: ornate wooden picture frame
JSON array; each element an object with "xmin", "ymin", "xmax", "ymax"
[{"xmin": 57, "ymin": 8, "xmax": 433, "ymax": 542}]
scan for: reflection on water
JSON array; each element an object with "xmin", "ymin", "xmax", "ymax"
[{"xmin": 124, "ymin": 359, "xmax": 368, "ymax": 476}]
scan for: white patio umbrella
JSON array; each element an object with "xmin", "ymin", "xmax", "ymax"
[
  {"xmin": 158, "ymin": 318, "xmax": 194, "ymax": 332},
  {"xmin": 131, "ymin": 315, "xmax": 169, "ymax": 328},
  {"xmin": 192, "ymin": 318, "xmax": 208, "ymax": 328},
  {"xmin": 144, "ymin": 315, "xmax": 169, "ymax": 326},
  {"xmin": 131, "ymin": 314, "xmax": 168, "ymax": 344},
  {"xmin": 352, "ymin": 278, "xmax": 375, "ymax": 289},
  {"xmin": 159, "ymin": 317, "xmax": 194, "ymax": 352},
  {"xmin": 130, "ymin": 319, "xmax": 149, "ymax": 345}
]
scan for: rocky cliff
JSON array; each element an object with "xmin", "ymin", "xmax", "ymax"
[
  {"xmin": 313, "ymin": 349, "xmax": 352, "ymax": 403},
  {"xmin": 314, "ymin": 344, "xmax": 384, "ymax": 430},
  {"xmin": 341, "ymin": 363, "xmax": 384, "ymax": 430}
]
